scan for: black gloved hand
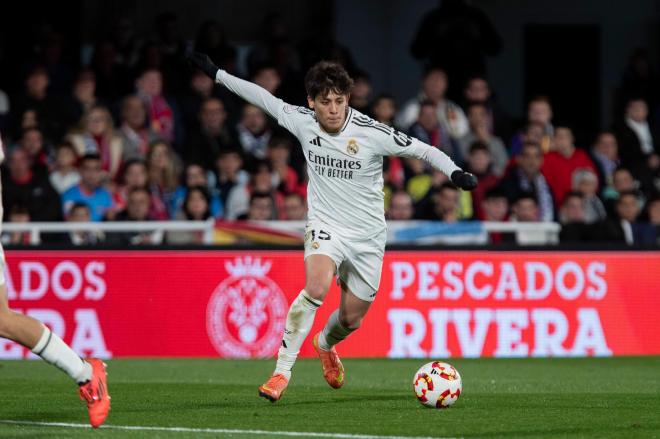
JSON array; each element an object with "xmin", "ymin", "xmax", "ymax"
[
  {"xmin": 451, "ymin": 170, "xmax": 478, "ymax": 190},
  {"xmin": 186, "ymin": 51, "xmax": 219, "ymax": 80}
]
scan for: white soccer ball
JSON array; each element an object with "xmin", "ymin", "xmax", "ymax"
[{"xmin": 412, "ymin": 361, "xmax": 462, "ymax": 409}]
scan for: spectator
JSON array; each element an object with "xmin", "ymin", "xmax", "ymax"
[
  {"xmin": 572, "ymin": 169, "xmax": 607, "ymax": 224},
  {"xmin": 510, "ymin": 97, "xmax": 554, "ymax": 156},
  {"xmin": 386, "ymin": 191, "xmax": 414, "ymax": 221},
  {"xmin": 497, "ymin": 142, "xmax": 555, "ymax": 221},
  {"xmin": 542, "ymin": 125, "xmax": 597, "ymax": 208},
  {"xmin": 241, "ymin": 191, "xmax": 277, "ymax": 221},
  {"xmin": 408, "ymin": 100, "xmax": 462, "ymax": 164},
  {"xmin": 135, "ymin": 68, "xmax": 184, "ymax": 150},
  {"xmin": 179, "ymin": 68, "xmax": 221, "ymax": 133},
  {"xmin": 603, "ymin": 166, "xmax": 641, "ymax": 215},
  {"xmin": 112, "ymin": 158, "xmax": 168, "ymax": 221},
  {"xmin": 12, "ymin": 67, "xmax": 63, "ymax": 141},
  {"xmin": 615, "ymin": 97, "xmax": 660, "ymax": 192},
  {"xmin": 396, "ymin": 67, "xmax": 469, "ymax": 139},
  {"xmin": 283, "ymin": 192, "xmax": 307, "ymax": 221},
  {"xmin": 371, "ymin": 94, "xmax": 397, "ymax": 127},
  {"xmin": 194, "ymin": 19, "xmax": 237, "ymax": 73},
  {"xmin": 462, "ymin": 76, "xmax": 512, "ymax": 140},
  {"xmin": 62, "ymin": 69, "xmax": 102, "ymax": 130},
  {"xmin": 49, "ymin": 141, "xmax": 80, "ymax": 194},
  {"xmin": 61, "ymin": 154, "xmax": 113, "ymax": 222},
  {"xmin": 119, "ymin": 95, "xmax": 158, "ymax": 160},
  {"xmin": 146, "ymin": 140, "xmax": 181, "ymax": 219},
  {"xmin": 212, "ymin": 147, "xmax": 248, "ymax": 207},
  {"xmin": 599, "ymin": 190, "xmax": 656, "ymax": 244},
  {"xmin": 647, "ymin": 197, "xmax": 660, "ymax": 243},
  {"xmin": 167, "ymin": 186, "xmax": 212, "ymax": 244},
  {"xmin": 481, "ymin": 188, "xmax": 513, "ymax": 243},
  {"xmin": 110, "ymin": 187, "xmax": 158, "ymax": 245},
  {"xmin": 67, "ymin": 105, "xmax": 124, "ymax": 181},
  {"xmin": 372, "ymin": 95, "xmax": 403, "ymax": 191},
  {"xmin": 429, "ymin": 182, "xmax": 461, "ymax": 222},
  {"xmin": 349, "ymin": 71, "xmax": 372, "ymax": 115},
  {"xmin": 465, "ymin": 142, "xmax": 499, "ymax": 219},
  {"xmin": 459, "ymin": 103, "xmax": 508, "ymax": 175},
  {"xmin": 185, "ymin": 97, "xmax": 236, "ymax": 168},
  {"xmin": 558, "ymin": 191, "xmax": 590, "ymax": 243},
  {"xmin": 226, "ymin": 159, "xmax": 280, "ymax": 220},
  {"xmin": 252, "ymin": 64, "xmax": 282, "ymax": 96},
  {"xmin": 2, "ymin": 147, "xmax": 61, "ymax": 222},
  {"xmin": 511, "ymin": 193, "xmax": 540, "ymax": 222},
  {"xmin": 268, "ymin": 137, "xmax": 300, "ymax": 195},
  {"xmin": 65, "ymin": 202, "xmax": 104, "ymax": 246},
  {"xmin": 409, "ymin": 0, "xmax": 501, "ymax": 99},
  {"xmin": 590, "ymin": 131, "xmax": 620, "ymax": 188},
  {"xmin": 4, "ymin": 205, "xmax": 31, "ymax": 245},
  {"xmin": 170, "ymin": 163, "xmax": 222, "ymax": 219},
  {"xmin": 18, "ymin": 127, "xmax": 50, "ymax": 174},
  {"xmin": 236, "ymin": 103, "xmax": 272, "ymax": 162}
]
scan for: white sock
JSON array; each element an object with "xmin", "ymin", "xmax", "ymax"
[
  {"xmin": 318, "ymin": 309, "xmax": 354, "ymax": 351},
  {"xmin": 32, "ymin": 326, "xmax": 92, "ymax": 385},
  {"xmin": 274, "ymin": 289, "xmax": 322, "ymax": 380}
]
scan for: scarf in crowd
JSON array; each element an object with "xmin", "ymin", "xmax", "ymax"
[
  {"xmin": 146, "ymin": 95, "xmax": 174, "ymax": 143},
  {"xmin": 517, "ymin": 168, "xmax": 554, "ymax": 221}
]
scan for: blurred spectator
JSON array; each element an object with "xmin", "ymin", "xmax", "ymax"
[
  {"xmin": 61, "ymin": 154, "xmax": 113, "ymax": 222},
  {"xmin": 236, "ymin": 104, "xmax": 272, "ymax": 163},
  {"xmin": 602, "ymin": 166, "xmax": 641, "ymax": 215},
  {"xmin": 34, "ymin": 31, "xmax": 74, "ymax": 94},
  {"xmin": 462, "ymin": 76, "xmax": 512, "ymax": 140},
  {"xmin": 600, "ymin": 190, "xmax": 656, "ymax": 244},
  {"xmin": 410, "ymin": 0, "xmax": 501, "ymax": 99},
  {"xmin": 572, "ymin": 169, "xmax": 607, "ymax": 224},
  {"xmin": 185, "ymin": 97, "xmax": 236, "ymax": 168},
  {"xmin": 167, "ymin": 186, "xmax": 212, "ymax": 244},
  {"xmin": 170, "ymin": 163, "xmax": 222, "ymax": 219},
  {"xmin": 110, "ymin": 17, "xmax": 142, "ymax": 70},
  {"xmin": 62, "ymin": 69, "xmax": 102, "ymax": 130},
  {"xmin": 647, "ymin": 197, "xmax": 660, "ymax": 243},
  {"xmin": 510, "ymin": 97, "xmax": 554, "ymax": 156},
  {"xmin": 179, "ymin": 69, "xmax": 219, "ymax": 132},
  {"xmin": 482, "ymin": 188, "xmax": 513, "ymax": 243},
  {"xmin": 109, "ymin": 187, "xmax": 159, "ymax": 245},
  {"xmin": 67, "ymin": 105, "xmax": 124, "ymax": 181},
  {"xmin": 226, "ymin": 159, "xmax": 280, "ymax": 220},
  {"xmin": 111, "ymin": 159, "xmax": 167, "ymax": 221},
  {"xmin": 2, "ymin": 147, "xmax": 61, "ymax": 222},
  {"xmin": 498, "ymin": 143, "xmax": 555, "ymax": 221},
  {"xmin": 135, "ymin": 68, "xmax": 184, "ymax": 150},
  {"xmin": 511, "ymin": 193, "xmax": 540, "ymax": 222},
  {"xmin": 542, "ymin": 125, "xmax": 597, "ymax": 207},
  {"xmin": 615, "ymin": 97, "xmax": 660, "ymax": 193},
  {"xmin": 49, "ymin": 141, "xmax": 80, "ymax": 194},
  {"xmin": 283, "ymin": 192, "xmax": 307, "ymax": 221},
  {"xmin": 373, "ymin": 94, "xmax": 404, "ymax": 191},
  {"xmin": 558, "ymin": 191, "xmax": 590, "ymax": 243},
  {"xmin": 65, "ymin": 202, "xmax": 104, "ymax": 246},
  {"xmin": 4, "ymin": 205, "xmax": 31, "ymax": 245},
  {"xmin": 119, "ymin": 95, "xmax": 158, "ymax": 160},
  {"xmin": 146, "ymin": 140, "xmax": 180, "ymax": 219},
  {"xmin": 241, "ymin": 191, "xmax": 277, "ymax": 221},
  {"xmin": 268, "ymin": 137, "xmax": 300, "ymax": 195},
  {"xmin": 194, "ymin": 19, "xmax": 237, "ymax": 73},
  {"xmin": 429, "ymin": 182, "xmax": 461, "ymax": 222},
  {"xmin": 212, "ymin": 147, "xmax": 248, "ymax": 207},
  {"xmin": 397, "ymin": 67, "xmax": 469, "ymax": 140},
  {"xmin": 408, "ymin": 100, "xmax": 462, "ymax": 164},
  {"xmin": 590, "ymin": 131, "xmax": 620, "ymax": 188},
  {"xmin": 459, "ymin": 103, "xmax": 508, "ymax": 175},
  {"xmin": 12, "ymin": 67, "xmax": 63, "ymax": 141},
  {"xmin": 18, "ymin": 127, "xmax": 50, "ymax": 174},
  {"xmin": 465, "ymin": 142, "xmax": 499, "ymax": 219},
  {"xmin": 371, "ymin": 94, "xmax": 397, "ymax": 127},
  {"xmin": 349, "ymin": 71, "xmax": 372, "ymax": 115},
  {"xmin": 252, "ymin": 65, "xmax": 282, "ymax": 96},
  {"xmin": 386, "ymin": 191, "xmax": 414, "ymax": 221}
]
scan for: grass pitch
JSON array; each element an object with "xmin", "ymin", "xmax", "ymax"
[{"xmin": 0, "ymin": 357, "xmax": 658, "ymax": 438}]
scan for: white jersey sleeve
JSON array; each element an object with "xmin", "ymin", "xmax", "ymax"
[
  {"xmin": 215, "ymin": 70, "xmax": 309, "ymax": 137},
  {"xmin": 367, "ymin": 120, "xmax": 461, "ymax": 177}
]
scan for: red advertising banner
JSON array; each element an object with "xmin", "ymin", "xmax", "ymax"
[{"xmin": 2, "ymin": 250, "xmax": 659, "ymax": 359}]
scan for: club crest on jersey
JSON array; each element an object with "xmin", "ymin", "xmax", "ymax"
[
  {"xmin": 206, "ymin": 257, "xmax": 287, "ymax": 358},
  {"xmin": 346, "ymin": 139, "xmax": 359, "ymax": 155}
]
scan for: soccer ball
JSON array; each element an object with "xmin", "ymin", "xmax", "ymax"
[{"xmin": 412, "ymin": 361, "xmax": 462, "ymax": 409}]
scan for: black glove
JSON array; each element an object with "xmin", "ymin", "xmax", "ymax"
[
  {"xmin": 451, "ymin": 170, "xmax": 478, "ymax": 190},
  {"xmin": 186, "ymin": 51, "xmax": 219, "ymax": 80}
]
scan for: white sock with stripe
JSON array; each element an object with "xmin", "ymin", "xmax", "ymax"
[
  {"xmin": 317, "ymin": 309, "xmax": 354, "ymax": 350},
  {"xmin": 31, "ymin": 326, "xmax": 92, "ymax": 385}
]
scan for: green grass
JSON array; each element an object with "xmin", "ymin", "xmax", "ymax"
[{"xmin": 0, "ymin": 357, "xmax": 659, "ymax": 438}]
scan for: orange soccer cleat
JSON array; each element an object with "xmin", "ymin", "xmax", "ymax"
[
  {"xmin": 78, "ymin": 359, "xmax": 110, "ymax": 428},
  {"xmin": 258, "ymin": 373, "xmax": 289, "ymax": 402},
  {"xmin": 312, "ymin": 332, "xmax": 345, "ymax": 389}
]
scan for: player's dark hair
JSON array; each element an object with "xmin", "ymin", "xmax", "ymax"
[{"xmin": 305, "ymin": 61, "xmax": 354, "ymax": 99}]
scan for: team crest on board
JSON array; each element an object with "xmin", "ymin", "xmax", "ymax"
[{"xmin": 347, "ymin": 139, "xmax": 359, "ymax": 155}]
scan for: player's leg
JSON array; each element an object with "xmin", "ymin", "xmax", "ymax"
[
  {"xmin": 0, "ymin": 272, "xmax": 110, "ymax": 427},
  {"xmin": 259, "ymin": 254, "xmax": 336, "ymax": 402}
]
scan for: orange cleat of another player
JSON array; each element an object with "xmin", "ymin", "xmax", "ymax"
[
  {"xmin": 78, "ymin": 359, "xmax": 110, "ymax": 428},
  {"xmin": 312, "ymin": 332, "xmax": 345, "ymax": 389},
  {"xmin": 258, "ymin": 373, "xmax": 289, "ymax": 402}
]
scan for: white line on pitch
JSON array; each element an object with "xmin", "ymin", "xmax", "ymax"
[{"xmin": 0, "ymin": 420, "xmax": 457, "ymax": 439}]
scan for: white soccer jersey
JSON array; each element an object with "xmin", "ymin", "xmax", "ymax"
[{"xmin": 216, "ymin": 71, "xmax": 462, "ymax": 238}]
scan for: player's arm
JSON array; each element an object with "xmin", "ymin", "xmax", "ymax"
[
  {"xmin": 380, "ymin": 129, "xmax": 477, "ymax": 190},
  {"xmin": 187, "ymin": 51, "xmax": 283, "ymax": 120}
]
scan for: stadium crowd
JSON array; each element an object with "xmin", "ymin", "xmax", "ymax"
[{"xmin": 0, "ymin": 12, "xmax": 659, "ymax": 246}]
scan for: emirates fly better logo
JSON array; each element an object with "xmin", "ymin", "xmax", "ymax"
[{"xmin": 206, "ymin": 257, "xmax": 288, "ymax": 358}]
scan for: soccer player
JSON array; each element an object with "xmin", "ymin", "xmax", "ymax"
[
  {"xmin": 188, "ymin": 52, "xmax": 477, "ymax": 402},
  {"xmin": 0, "ymin": 135, "xmax": 110, "ymax": 427}
]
